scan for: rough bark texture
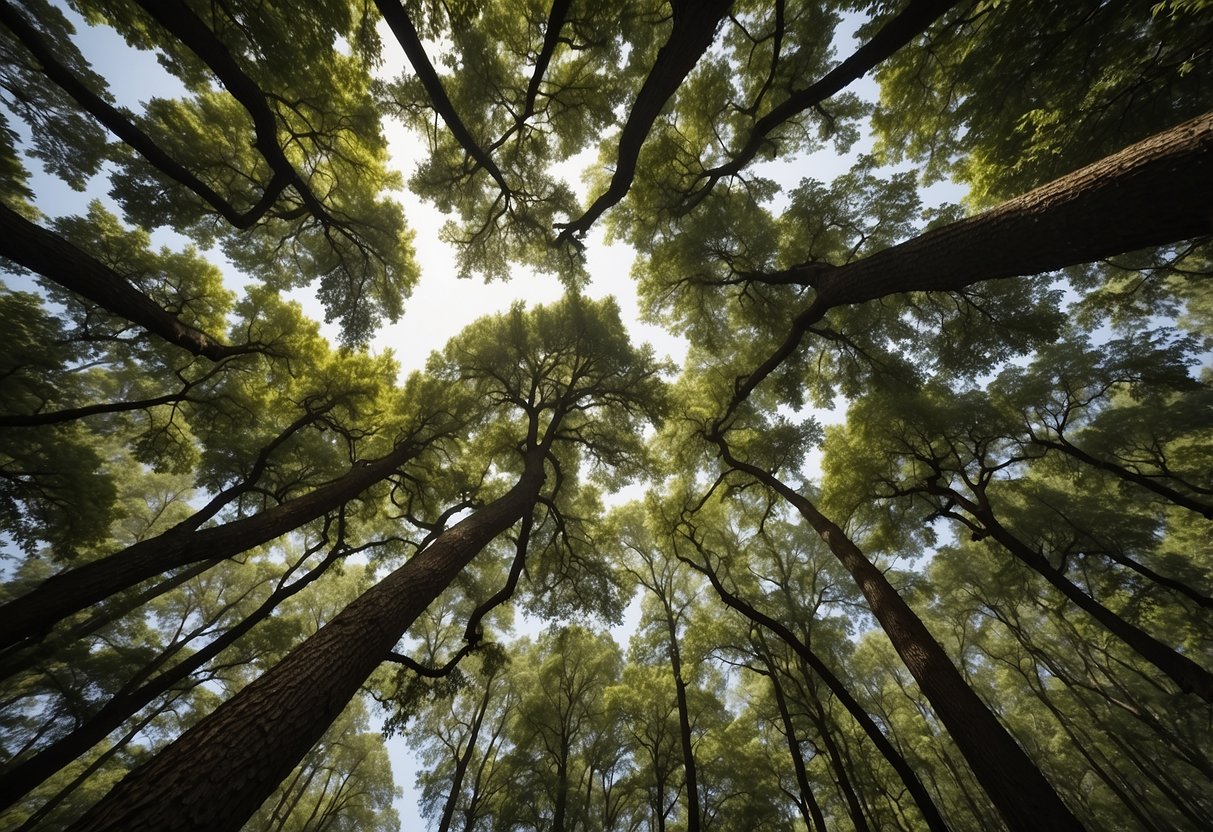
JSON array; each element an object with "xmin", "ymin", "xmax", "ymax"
[
  {"xmin": 732, "ymin": 110, "xmax": 1213, "ymax": 406},
  {"xmin": 0, "ymin": 204, "xmax": 250, "ymax": 360},
  {"xmin": 0, "ymin": 545, "xmax": 344, "ymax": 810},
  {"xmin": 66, "ymin": 454, "xmax": 545, "ymax": 832},
  {"xmin": 0, "ymin": 441, "xmax": 420, "ymax": 650},
  {"xmin": 712, "ymin": 439, "xmax": 1082, "ymax": 832}
]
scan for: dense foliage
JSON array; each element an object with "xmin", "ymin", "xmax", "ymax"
[{"xmin": 1, "ymin": 0, "xmax": 1211, "ymax": 830}]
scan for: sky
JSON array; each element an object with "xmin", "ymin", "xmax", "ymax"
[{"xmin": 10, "ymin": 5, "xmax": 964, "ymax": 829}]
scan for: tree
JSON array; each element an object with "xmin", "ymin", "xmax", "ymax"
[{"xmin": 3, "ymin": 0, "xmax": 1212, "ymax": 830}]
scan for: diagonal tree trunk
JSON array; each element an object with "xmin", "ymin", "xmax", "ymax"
[
  {"xmin": 0, "ymin": 440, "xmax": 423, "ymax": 651},
  {"xmin": 0, "ymin": 204, "xmax": 254, "ymax": 360},
  {"xmin": 709, "ymin": 434, "xmax": 1082, "ymax": 831},
  {"xmin": 65, "ymin": 448, "xmax": 547, "ymax": 832},
  {"xmin": 729, "ymin": 110, "xmax": 1213, "ymax": 410}
]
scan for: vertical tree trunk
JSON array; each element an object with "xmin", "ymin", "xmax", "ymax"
[
  {"xmin": 711, "ymin": 439, "xmax": 1081, "ymax": 831},
  {"xmin": 64, "ymin": 453, "xmax": 545, "ymax": 832},
  {"xmin": 761, "ymin": 656, "xmax": 828, "ymax": 832},
  {"xmin": 662, "ymin": 603, "xmax": 702, "ymax": 832}
]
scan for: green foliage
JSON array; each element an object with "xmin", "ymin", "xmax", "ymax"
[{"xmin": 3, "ymin": 1, "xmax": 1212, "ymax": 830}]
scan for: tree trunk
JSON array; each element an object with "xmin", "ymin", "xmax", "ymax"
[
  {"xmin": 0, "ymin": 204, "xmax": 251, "ymax": 360},
  {"xmin": 437, "ymin": 674, "xmax": 497, "ymax": 832},
  {"xmin": 732, "ymin": 110, "xmax": 1213, "ymax": 405},
  {"xmin": 761, "ymin": 656, "xmax": 828, "ymax": 832},
  {"xmin": 800, "ymin": 672, "xmax": 871, "ymax": 832},
  {"xmin": 968, "ymin": 503, "xmax": 1213, "ymax": 701},
  {"xmin": 556, "ymin": 0, "xmax": 733, "ymax": 241},
  {"xmin": 711, "ymin": 438, "xmax": 1081, "ymax": 831},
  {"xmin": 64, "ymin": 452, "xmax": 545, "ymax": 832},
  {"xmin": 697, "ymin": 570, "xmax": 950, "ymax": 832},
  {"xmin": 0, "ymin": 543, "xmax": 345, "ymax": 810},
  {"xmin": 1030, "ymin": 434, "xmax": 1213, "ymax": 520},
  {"xmin": 662, "ymin": 603, "xmax": 702, "ymax": 832},
  {"xmin": 0, "ymin": 440, "xmax": 421, "ymax": 650}
]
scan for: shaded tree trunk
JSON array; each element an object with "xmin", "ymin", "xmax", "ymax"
[
  {"xmin": 64, "ymin": 450, "xmax": 546, "ymax": 832},
  {"xmin": 0, "ymin": 440, "xmax": 422, "ymax": 650},
  {"xmin": 760, "ymin": 655, "xmax": 828, "ymax": 832},
  {"xmin": 0, "ymin": 204, "xmax": 253, "ymax": 360},
  {"xmin": 731, "ymin": 110, "xmax": 1213, "ymax": 406},
  {"xmin": 662, "ymin": 602, "xmax": 702, "ymax": 832},
  {"xmin": 437, "ymin": 674, "xmax": 497, "ymax": 832},
  {"xmin": 686, "ymin": 517, "xmax": 952, "ymax": 831},
  {"xmin": 0, "ymin": 541, "xmax": 346, "ymax": 809},
  {"xmin": 959, "ymin": 499, "xmax": 1213, "ymax": 701},
  {"xmin": 709, "ymin": 437, "xmax": 1081, "ymax": 831}
]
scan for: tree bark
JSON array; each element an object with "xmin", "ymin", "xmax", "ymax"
[
  {"xmin": 709, "ymin": 436, "xmax": 1082, "ymax": 831},
  {"xmin": 0, "ymin": 204, "xmax": 253, "ymax": 360},
  {"xmin": 65, "ymin": 451, "xmax": 546, "ymax": 832},
  {"xmin": 0, "ymin": 542, "xmax": 345, "ymax": 810},
  {"xmin": 662, "ymin": 602, "xmax": 702, "ymax": 832},
  {"xmin": 0, "ymin": 440, "xmax": 421, "ymax": 651},
  {"xmin": 730, "ymin": 110, "xmax": 1213, "ymax": 408}
]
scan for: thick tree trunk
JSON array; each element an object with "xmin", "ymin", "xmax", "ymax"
[
  {"xmin": 732, "ymin": 110, "xmax": 1213, "ymax": 406},
  {"xmin": 0, "ymin": 441, "xmax": 421, "ymax": 650},
  {"xmin": 0, "ymin": 544, "xmax": 345, "ymax": 810},
  {"xmin": 0, "ymin": 204, "xmax": 253, "ymax": 360},
  {"xmin": 65, "ymin": 451, "xmax": 545, "ymax": 832},
  {"xmin": 711, "ymin": 438, "xmax": 1082, "ymax": 831}
]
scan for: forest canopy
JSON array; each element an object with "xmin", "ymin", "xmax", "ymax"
[{"xmin": 1, "ymin": 1, "xmax": 1211, "ymax": 831}]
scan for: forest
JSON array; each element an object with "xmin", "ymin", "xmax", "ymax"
[{"xmin": 0, "ymin": 0, "xmax": 1211, "ymax": 830}]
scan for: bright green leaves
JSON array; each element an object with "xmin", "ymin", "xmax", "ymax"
[
  {"xmin": 424, "ymin": 294, "xmax": 668, "ymax": 624},
  {"xmin": 386, "ymin": 0, "xmax": 640, "ymax": 282},
  {"xmin": 431, "ymin": 293, "xmax": 668, "ymax": 482},
  {"xmin": 871, "ymin": 0, "xmax": 1213, "ymax": 206}
]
